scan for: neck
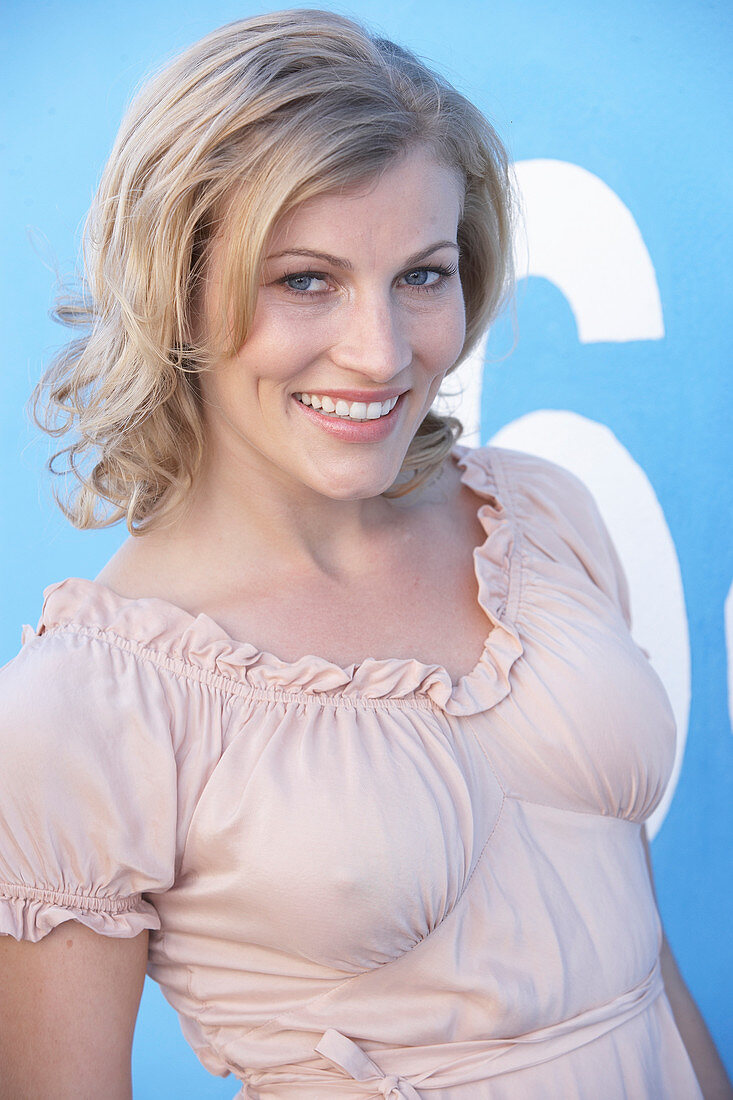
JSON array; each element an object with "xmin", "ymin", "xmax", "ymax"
[{"xmin": 168, "ymin": 442, "xmax": 423, "ymax": 581}]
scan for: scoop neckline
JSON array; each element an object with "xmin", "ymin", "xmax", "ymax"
[{"xmin": 33, "ymin": 444, "xmax": 525, "ymax": 715}]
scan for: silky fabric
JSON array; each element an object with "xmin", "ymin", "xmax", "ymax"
[{"xmin": 0, "ymin": 445, "xmax": 702, "ymax": 1098}]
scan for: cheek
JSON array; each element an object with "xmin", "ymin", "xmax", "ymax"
[
  {"xmin": 449, "ymin": 303, "xmax": 468, "ymax": 359},
  {"xmin": 422, "ymin": 293, "xmax": 467, "ymax": 371},
  {"xmin": 239, "ymin": 309, "xmax": 328, "ymax": 385}
]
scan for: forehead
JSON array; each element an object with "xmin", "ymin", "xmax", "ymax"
[{"xmin": 267, "ymin": 148, "xmax": 464, "ymax": 259}]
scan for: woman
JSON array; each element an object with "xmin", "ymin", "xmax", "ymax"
[{"xmin": 0, "ymin": 9, "xmax": 729, "ymax": 1099}]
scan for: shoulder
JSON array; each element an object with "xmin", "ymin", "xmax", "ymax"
[
  {"xmin": 0, "ymin": 610, "xmax": 172, "ymax": 775},
  {"xmin": 457, "ymin": 442, "xmax": 601, "ymax": 515},
  {"xmin": 454, "ymin": 442, "xmax": 596, "ymax": 517},
  {"xmin": 460, "ymin": 443, "xmax": 632, "ymax": 625},
  {"xmin": 486, "ymin": 444, "xmax": 594, "ymax": 506},
  {"xmin": 0, "ymin": 578, "xmax": 238, "ymax": 782},
  {"xmin": 0, "ymin": 579, "xmax": 187, "ymax": 767}
]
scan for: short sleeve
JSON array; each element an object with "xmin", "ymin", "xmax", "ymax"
[{"xmin": 0, "ymin": 626, "xmax": 178, "ymax": 942}]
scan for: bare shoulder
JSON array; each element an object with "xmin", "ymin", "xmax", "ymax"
[
  {"xmin": 94, "ymin": 527, "xmax": 204, "ymax": 611},
  {"xmin": 95, "ymin": 536, "xmax": 161, "ymax": 599}
]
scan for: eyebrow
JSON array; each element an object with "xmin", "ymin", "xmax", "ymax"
[{"xmin": 266, "ymin": 240, "xmax": 460, "ymax": 271}]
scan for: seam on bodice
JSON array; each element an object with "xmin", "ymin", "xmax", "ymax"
[{"xmin": 502, "ymin": 789, "xmax": 649, "ymax": 825}]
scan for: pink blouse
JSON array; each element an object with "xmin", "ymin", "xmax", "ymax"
[{"xmin": 0, "ymin": 445, "xmax": 702, "ymax": 1098}]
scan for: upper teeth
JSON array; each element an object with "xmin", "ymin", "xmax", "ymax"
[{"xmin": 296, "ymin": 393, "xmax": 399, "ymax": 419}]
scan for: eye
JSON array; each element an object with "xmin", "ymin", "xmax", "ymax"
[
  {"xmin": 279, "ymin": 271, "xmax": 330, "ymax": 294},
  {"xmin": 402, "ymin": 269, "xmax": 440, "ymax": 287},
  {"xmin": 400, "ymin": 264, "xmax": 458, "ymax": 292}
]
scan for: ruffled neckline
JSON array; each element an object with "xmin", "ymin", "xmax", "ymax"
[{"xmin": 28, "ymin": 446, "xmax": 524, "ymax": 717}]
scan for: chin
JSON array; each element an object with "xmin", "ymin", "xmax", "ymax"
[{"xmin": 307, "ymin": 460, "xmax": 402, "ymax": 501}]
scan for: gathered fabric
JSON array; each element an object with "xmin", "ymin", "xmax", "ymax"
[{"xmin": 0, "ymin": 445, "xmax": 701, "ymax": 1098}]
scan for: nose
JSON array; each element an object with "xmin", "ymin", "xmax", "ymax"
[{"xmin": 328, "ymin": 290, "xmax": 412, "ymax": 381}]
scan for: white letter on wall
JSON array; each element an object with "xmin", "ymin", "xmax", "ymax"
[{"xmin": 512, "ymin": 159, "xmax": 664, "ymax": 343}]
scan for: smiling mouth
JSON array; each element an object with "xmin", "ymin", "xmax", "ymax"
[{"xmin": 294, "ymin": 393, "xmax": 400, "ymax": 421}]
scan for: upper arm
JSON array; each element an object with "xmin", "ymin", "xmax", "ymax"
[{"xmin": 0, "ymin": 922, "xmax": 148, "ymax": 1099}]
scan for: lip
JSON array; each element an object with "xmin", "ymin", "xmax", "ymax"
[{"xmin": 291, "ymin": 392, "xmax": 404, "ymax": 442}]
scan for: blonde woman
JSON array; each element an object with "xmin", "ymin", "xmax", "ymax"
[{"xmin": 0, "ymin": 10, "xmax": 729, "ymax": 1099}]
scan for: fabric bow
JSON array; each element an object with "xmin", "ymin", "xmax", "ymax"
[{"xmin": 315, "ymin": 1028, "xmax": 422, "ymax": 1099}]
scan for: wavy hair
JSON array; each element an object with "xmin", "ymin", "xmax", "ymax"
[{"xmin": 33, "ymin": 8, "xmax": 516, "ymax": 530}]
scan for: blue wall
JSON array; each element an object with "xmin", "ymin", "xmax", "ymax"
[{"xmin": 3, "ymin": 2, "xmax": 731, "ymax": 1093}]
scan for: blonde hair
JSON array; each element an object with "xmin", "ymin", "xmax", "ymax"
[{"xmin": 34, "ymin": 8, "xmax": 515, "ymax": 531}]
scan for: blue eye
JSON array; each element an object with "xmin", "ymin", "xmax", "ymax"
[
  {"xmin": 401, "ymin": 264, "xmax": 458, "ymax": 292},
  {"xmin": 403, "ymin": 269, "xmax": 436, "ymax": 286},
  {"xmin": 281, "ymin": 273, "xmax": 328, "ymax": 294}
]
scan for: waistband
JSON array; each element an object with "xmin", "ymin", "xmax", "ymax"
[{"xmin": 237, "ymin": 959, "xmax": 664, "ymax": 1098}]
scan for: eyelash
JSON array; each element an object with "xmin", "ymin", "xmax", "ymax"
[{"xmin": 276, "ymin": 263, "xmax": 459, "ymax": 297}]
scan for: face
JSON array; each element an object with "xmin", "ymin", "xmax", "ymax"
[{"xmin": 198, "ymin": 146, "xmax": 467, "ymax": 502}]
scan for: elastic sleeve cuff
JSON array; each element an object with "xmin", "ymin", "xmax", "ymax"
[{"xmin": 0, "ymin": 882, "xmax": 161, "ymax": 942}]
